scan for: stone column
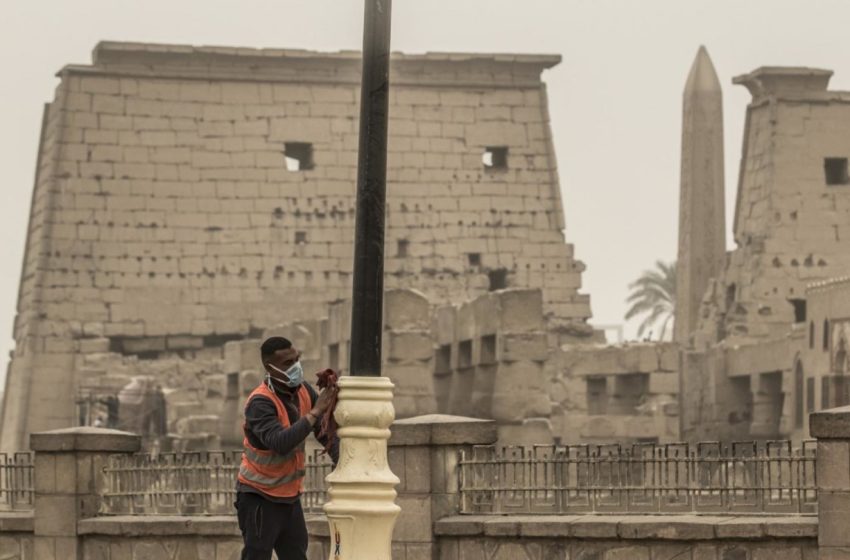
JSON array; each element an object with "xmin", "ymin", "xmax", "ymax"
[
  {"xmin": 323, "ymin": 377, "xmax": 400, "ymax": 560},
  {"xmin": 810, "ymin": 405, "xmax": 850, "ymax": 558},
  {"xmin": 388, "ymin": 414, "xmax": 497, "ymax": 559},
  {"xmin": 674, "ymin": 45, "xmax": 725, "ymax": 345},
  {"xmin": 30, "ymin": 426, "xmax": 141, "ymax": 559}
]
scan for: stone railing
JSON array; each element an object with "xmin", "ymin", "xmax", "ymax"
[
  {"xmin": 4, "ymin": 409, "xmax": 850, "ymax": 559},
  {"xmin": 98, "ymin": 449, "xmax": 331, "ymax": 515},
  {"xmin": 459, "ymin": 440, "xmax": 817, "ymax": 515},
  {"xmin": 0, "ymin": 452, "xmax": 33, "ymax": 511}
]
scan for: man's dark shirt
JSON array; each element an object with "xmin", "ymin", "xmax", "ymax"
[{"xmin": 236, "ymin": 382, "xmax": 339, "ymax": 503}]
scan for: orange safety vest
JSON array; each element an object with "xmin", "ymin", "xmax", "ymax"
[{"xmin": 237, "ymin": 382, "xmax": 312, "ymax": 498}]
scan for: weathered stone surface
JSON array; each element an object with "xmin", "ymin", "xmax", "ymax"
[
  {"xmin": 0, "ymin": 512, "xmax": 34, "ymax": 533},
  {"xmin": 497, "ymin": 418, "xmax": 553, "ymax": 446},
  {"xmin": 811, "ymin": 406, "xmax": 850, "ymax": 440},
  {"xmin": 433, "ymin": 516, "xmax": 487, "ymax": 536},
  {"xmin": 618, "ymin": 517, "xmax": 718, "ymax": 540},
  {"xmin": 391, "ymin": 415, "xmax": 497, "ymax": 447},
  {"xmin": 30, "ymin": 427, "xmax": 141, "ymax": 453},
  {"xmin": 682, "ymin": 65, "xmax": 850, "ymax": 442},
  {"xmin": 605, "ymin": 546, "xmax": 650, "ymax": 560},
  {"xmin": 818, "ymin": 491, "xmax": 850, "ymax": 547},
  {"xmin": 762, "ymin": 517, "xmax": 818, "ymax": 538},
  {"xmin": 1, "ymin": 42, "xmax": 594, "ymax": 454},
  {"xmin": 174, "ymin": 415, "xmax": 220, "ymax": 436},
  {"xmin": 675, "ymin": 46, "xmax": 726, "ymax": 345},
  {"xmin": 650, "ymin": 543, "xmax": 693, "ymax": 560},
  {"xmin": 560, "ymin": 343, "xmax": 677, "ymax": 377}
]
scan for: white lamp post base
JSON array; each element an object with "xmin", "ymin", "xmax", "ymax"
[{"xmin": 324, "ymin": 375, "xmax": 400, "ymax": 560}]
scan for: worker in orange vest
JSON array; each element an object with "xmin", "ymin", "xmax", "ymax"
[{"xmin": 235, "ymin": 336, "xmax": 338, "ymax": 560}]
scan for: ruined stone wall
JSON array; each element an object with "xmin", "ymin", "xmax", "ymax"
[
  {"xmin": 794, "ymin": 277, "xmax": 850, "ymax": 439},
  {"xmin": 2, "ymin": 287, "xmax": 590, "ymax": 452},
  {"xmin": 229, "ymin": 287, "xmax": 556, "ymax": 445},
  {"xmin": 437, "ymin": 289, "xmax": 553, "ymax": 444},
  {"xmin": 552, "ymin": 342, "xmax": 680, "ymax": 444},
  {"xmin": 699, "ymin": 68, "xmax": 850, "ymax": 346},
  {"xmin": 1, "ymin": 42, "xmax": 594, "ymax": 452},
  {"xmin": 229, "ymin": 289, "xmax": 439, "ymax": 422},
  {"xmin": 682, "ymin": 67, "xmax": 850, "ymax": 441},
  {"xmin": 681, "ymin": 276, "xmax": 850, "ymax": 443}
]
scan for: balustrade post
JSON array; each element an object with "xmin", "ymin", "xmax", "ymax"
[
  {"xmin": 810, "ymin": 405, "xmax": 850, "ymax": 558},
  {"xmin": 29, "ymin": 426, "xmax": 140, "ymax": 559},
  {"xmin": 386, "ymin": 415, "xmax": 496, "ymax": 558}
]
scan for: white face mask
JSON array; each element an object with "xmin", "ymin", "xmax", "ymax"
[{"xmin": 267, "ymin": 361, "xmax": 304, "ymax": 389}]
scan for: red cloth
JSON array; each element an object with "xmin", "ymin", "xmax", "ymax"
[{"xmin": 315, "ymin": 368, "xmax": 339, "ymax": 455}]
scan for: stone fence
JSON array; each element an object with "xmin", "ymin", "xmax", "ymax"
[{"xmin": 4, "ymin": 408, "xmax": 850, "ymax": 559}]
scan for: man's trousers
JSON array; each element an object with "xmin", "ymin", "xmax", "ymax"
[{"xmin": 236, "ymin": 491, "xmax": 308, "ymax": 560}]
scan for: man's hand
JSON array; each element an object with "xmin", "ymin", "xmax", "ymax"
[{"xmin": 310, "ymin": 386, "xmax": 337, "ymax": 418}]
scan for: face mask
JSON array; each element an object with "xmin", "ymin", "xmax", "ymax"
[{"xmin": 267, "ymin": 361, "xmax": 304, "ymax": 389}]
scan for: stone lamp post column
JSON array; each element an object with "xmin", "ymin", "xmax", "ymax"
[{"xmin": 322, "ymin": 2, "xmax": 400, "ymax": 559}]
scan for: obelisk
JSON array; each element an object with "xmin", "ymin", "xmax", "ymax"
[{"xmin": 674, "ymin": 46, "xmax": 726, "ymax": 344}]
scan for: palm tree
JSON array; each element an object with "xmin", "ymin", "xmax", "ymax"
[{"xmin": 625, "ymin": 260, "xmax": 676, "ymax": 341}]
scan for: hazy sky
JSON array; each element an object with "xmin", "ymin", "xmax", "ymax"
[{"xmin": 2, "ymin": 0, "xmax": 849, "ymax": 384}]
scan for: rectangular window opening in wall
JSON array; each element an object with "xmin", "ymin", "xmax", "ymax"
[
  {"xmin": 836, "ymin": 377, "xmax": 850, "ymax": 408},
  {"xmin": 806, "ymin": 377, "xmax": 815, "ymax": 413},
  {"xmin": 824, "ymin": 319, "xmax": 830, "ymax": 351},
  {"xmin": 794, "ymin": 363, "xmax": 804, "ymax": 429},
  {"xmin": 467, "ymin": 253, "xmax": 481, "ymax": 267},
  {"xmin": 789, "ymin": 299, "xmax": 807, "ymax": 323},
  {"xmin": 284, "ymin": 142, "xmax": 314, "ymax": 171},
  {"xmin": 488, "ymin": 268, "xmax": 508, "ymax": 291},
  {"xmin": 435, "ymin": 345, "xmax": 452, "ymax": 374},
  {"xmin": 824, "ymin": 157, "xmax": 849, "ymax": 185},
  {"xmin": 586, "ymin": 377, "xmax": 608, "ymax": 416},
  {"xmin": 725, "ymin": 283, "xmax": 737, "ymax": 309},
  {"xmin": 397, "ymin": 239, "xmax": 409, "ymax": 258},
  {"xmin": 295, "ymin": 231, "xmax": 307, "ymax": 244},
  {"xmin": 458, "ymin": 340, "xmax": 473, "ymax": 369},
  {"xmin": 822, "ymin": 377, "xmax": 831, "ymax": 410},
  {"xmin": 611, "ymin": 373, "xmax": 649, "ymax": 415},
  {"xmin": 482, "ymin": 146, "xmax": 508, "ymax": 170},
  {"xmin": 480, "ymin": 335, "xmax": 497, "ymax": 364}
]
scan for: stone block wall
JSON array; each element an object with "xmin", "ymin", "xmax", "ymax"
[
  {"xmin": 680, "ymin": 277, "xmax": 850, "ymax": 442},
  {"xmin": 2, "ymin": 41, "xmax": 596, "ymax": 453},
  {"xmin": 799, "ymin": 279, "xmax": 850, "ymax": 435},
  {"xmin": 0, "ymin": 513, "xmax": 33, "ymax": 560},
  {"xmin": 244, "ymin": 289, "xmax": 439, "ymax": 420},
  {"xmin": 551, "ymin": 342, "xmax": 680, "ymax": 444},
  {"xmin": 439, "ymin": 289, "xmax": 554, "ymax": 444},
  {"xmin": 701, "ymin": 68, "xmax": 850, "ymax": 345},
  {"xmin": 435, "ymin": 516, "xmax": 818, "ymax": 560},
  {"xmin": 681, "ymin": 67, "xmax": 850, "ymax": 441},
  {"xmin": 27, "ymin": 286, "xmax": 587, "ymax": 453}
]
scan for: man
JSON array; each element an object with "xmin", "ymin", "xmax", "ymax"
[{"xmin": 236, "ymin": 336, "xmax": 339, "ymax": 560}]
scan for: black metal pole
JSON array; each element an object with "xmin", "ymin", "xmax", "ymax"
[{"xmin": 349, "ymin": 0, "xmax": 392, "ymax": 377}]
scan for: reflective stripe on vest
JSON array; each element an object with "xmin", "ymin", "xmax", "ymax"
[
  {"xmin": 238, "ymin": 465, "xmax": 307, "ymax": 487},
  {"xmin": 237, "ymin": 382, "xmax": 312, "ymax": 498},
  {"xmin": 242, "ymin": 440, "xmax": 306, "ymax": 466}
]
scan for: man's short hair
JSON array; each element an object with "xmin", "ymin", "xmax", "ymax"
[{"xmin": 260, "ymin": 337, "xmax": 292, "ymax": 361}]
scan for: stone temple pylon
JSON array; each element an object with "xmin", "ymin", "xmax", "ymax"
[{"xmin": 674, "ymin": 46, "xmax": 726, "ymax": 345}]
